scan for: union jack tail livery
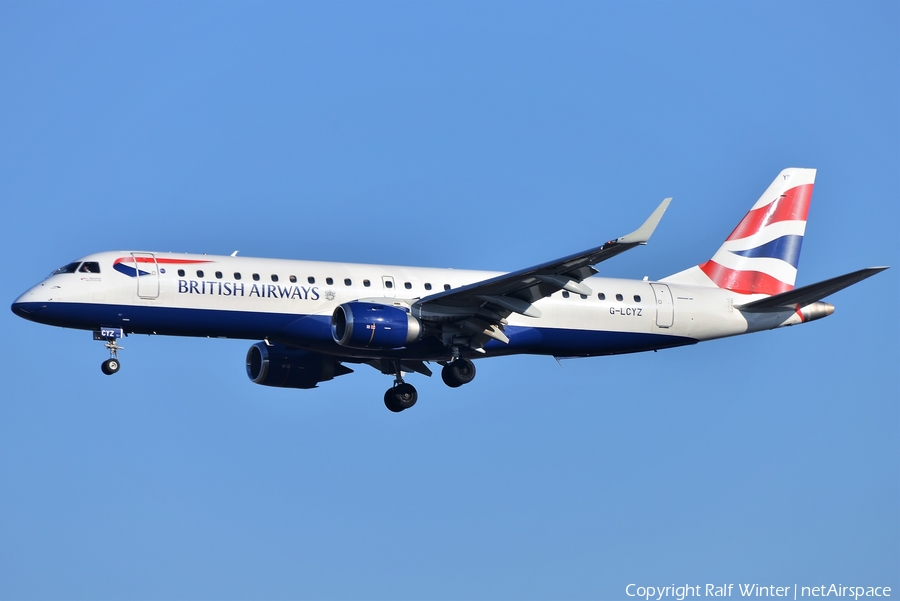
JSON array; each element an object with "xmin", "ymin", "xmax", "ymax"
[{"xmin": 663, "ymin": 168, "xmax": 816, "ymax": 297}]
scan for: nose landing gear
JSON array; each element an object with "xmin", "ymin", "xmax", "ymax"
[
  {"xmin": 101, "ymin": 357, "xmax": 121, "ymax": 375},
  {"xmin": 94, "ymin": 327, "xmax": 124, "ymax": 376}
]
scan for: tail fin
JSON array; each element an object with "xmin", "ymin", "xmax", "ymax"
[{"xmin": 662, "ymin": 168, "xmax": 816, "ymax": 296}]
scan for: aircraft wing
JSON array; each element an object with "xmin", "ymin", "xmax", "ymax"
[{"xmin": 410, "ymin": 198, "xmax": 671, "ymax": 349}]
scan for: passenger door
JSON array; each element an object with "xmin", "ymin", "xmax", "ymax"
[{"xmin": 133, "ymin": 252, "xmax": 159, "ymax": 299}]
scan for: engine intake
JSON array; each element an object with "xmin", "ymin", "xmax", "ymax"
[
  {"xmin": 246, "ymin": 342, "xmax": 352, "ymax": 389},
  {"xmin": 331, "ymin": 302, "xmax": 422, "ymax": 349}
]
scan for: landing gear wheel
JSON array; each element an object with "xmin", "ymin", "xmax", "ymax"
[
  {"xmin": 441, "ymin": 358, "xmax": 476, "ymax": 388},
  {"xmin": 441, "ymin": 367, "xmax": 462, "ymax": 388},
  {"xmin": 384, "ymin": 382, "xmax": 417, "ymax": 412},
  {"xmin": 384, "ymin": 388, "xmax": 403, "ymax": 412},
  {"xmin": 101, "ymin": 358, "xmax": 120, "ymax": 375}
]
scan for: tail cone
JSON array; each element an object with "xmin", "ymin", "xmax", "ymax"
[{"xmin": 798, "ymin": 302, "xmax": 834, "ymax": 323}]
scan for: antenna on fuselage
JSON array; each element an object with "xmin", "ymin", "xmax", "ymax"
[{"xmin": 231, "ymin": 250, "xmax": 239, "ymax": 256}]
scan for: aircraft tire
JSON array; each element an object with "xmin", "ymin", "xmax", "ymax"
[
  {"xmin": 441, "ymin": 365, "xmax": 462, "ymax": 388},
  {"xmin": 442, "ymin": 359, "xmax": 476, "ymax": 388},
  {"xmin": 101, "ymin": 358, "xmax": 120, "ymax": 375},
  {"xmin": 385, "ymin": 383, "xmax": 417, "ymax": 412},
  {"xmin": 384, "ymin": 388, "xmax": 403, "ymax": 412}
]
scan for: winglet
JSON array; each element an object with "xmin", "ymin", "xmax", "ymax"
[{"xmin": 616, "ymin": 198, "xmax": 672, "ymax": 245}]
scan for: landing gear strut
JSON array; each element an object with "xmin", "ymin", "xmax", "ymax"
[
  {"xmin": 441, "ymin": 358, "xmax": 476, "ymax": 388},
  {"xmin": 384, "ymin": 360, "xmax": 418, "ymax": 412},
  {"xmin": 94, "ymin": 328, "xmax": 124, "ymax": 376},
  {"xmin": 380, "ymin": 355, "xmax": 477, "ymax": 412}
]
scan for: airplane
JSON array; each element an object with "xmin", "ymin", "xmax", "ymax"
[{"xmin": 11, "ymin": 168, "xmax": 887, "ymax": 412}]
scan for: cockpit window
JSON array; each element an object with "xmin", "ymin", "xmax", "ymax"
[
  {"xmin": 79, "ymin": 262, "xmax": 101, "ymax": 273},
  {"xmin": 52, "ymin": 262, "xmax": 81, "ymax": 275}
]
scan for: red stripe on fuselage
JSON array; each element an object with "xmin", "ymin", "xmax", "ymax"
[
  {"xmin": 699, "ymin": 260, "xmax": 793, "ymax": 296},
  {"xmin": 114, "ymin": 257, "xmax": 213, "ymax": 265},
  {"xmin": 726, "ymin": 183, "xmax": 813, "ymax": 241}
]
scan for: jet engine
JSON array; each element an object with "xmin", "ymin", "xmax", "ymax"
[
  {"xmin": 246, "ymin": 342, "xmax": 352, "ymax": 389},
  {"xmin": 331, "ymin": 301, "xmax": 422, "ymax": 349}
]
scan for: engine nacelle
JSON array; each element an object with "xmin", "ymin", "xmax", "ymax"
[
  {"xmin": 246, "ymin": 342, "xmax": 351, "ymax": 389},
  {"xmin": 331, "ymin": 301, "xmax": 422, "ymax": 349}
]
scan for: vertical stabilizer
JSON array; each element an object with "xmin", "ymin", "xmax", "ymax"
[{"xmin": 662, "ymin": 168, "xmax": 816, "ymax": 296}]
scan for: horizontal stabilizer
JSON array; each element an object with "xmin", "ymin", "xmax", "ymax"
[{"xmin": 737, "ymin": 267, "xmax": 888, "ymax": 311}]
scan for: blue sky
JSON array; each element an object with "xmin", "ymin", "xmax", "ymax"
[{"xmin": 1, "ymin": 2, "xmax": 897, "ymax": 599}]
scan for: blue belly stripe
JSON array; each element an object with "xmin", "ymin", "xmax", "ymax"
[{"xmin": 11, "ymin": 301, "xmax": 697, "ymax": 359}]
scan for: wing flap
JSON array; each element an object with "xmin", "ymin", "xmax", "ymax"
[{"xmin": 475, "ymin": 294, "xmax": 542, "ymax": 318}]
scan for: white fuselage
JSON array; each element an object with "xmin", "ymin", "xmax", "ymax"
[{"xmin": 13, "ymin": 250, "xmax": 800, "ymax": 362}]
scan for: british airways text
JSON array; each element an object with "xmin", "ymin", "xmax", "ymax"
[{"xmin": 177, "ymin": 280, "xmax": 320, "ymax": 300}]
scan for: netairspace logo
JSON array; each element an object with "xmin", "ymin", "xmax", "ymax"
[{"xmin": 625, "ymin": 583, "xmax": 891, "ymax": 601}]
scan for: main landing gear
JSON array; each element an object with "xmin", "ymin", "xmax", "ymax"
[
  {"xmin": 382, "ymin": 357, "xmax": 478, "ymax": 413},
  {"xmin": 384, "ymin": 382, "xmax": 418, "ymax": 413},
  {"xmin": 441, "ymin": 358, "xmax": 476, "ymax": 388},
  {"xmin": 384, "ymin": 360, "xmax": 417, "ymax": 413}
]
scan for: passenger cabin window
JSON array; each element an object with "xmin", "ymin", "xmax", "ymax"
[
  {"xmin": 404, "ymin": 282, "xmax": 412, "ymax": 289},
  {"xmin": 424, "ymin": 283, "xmax": 432, "ymax": 291},
  {"xmin": 79, "ymin": 262, "xmax": 101, "ymax": 274},
  {"xmin": 234, "ymin": 272, "xmax": 242, "ymax": 280},
  {"xmin": 580, "ymin": 294, "xmax": 587, "ymax": 299},
  {"xmin": 308, "ymin": 276, "xmax": 315, "ymax": 284},
  {"xmin": 444, "ymin": 284, "xmax": 451, "ymax": 291},
  {"xmin": 178, "ymin": 269, "xmax": 186, "ymax": 277},
  {"xmin": 562, "ymin": 291, "xmax": 570, "ymax": 298},
  {"xmin": 363, "ymin": 279, "xmax": 371, "ymax": 287},
  {"xmin": 616, "ymin": 294, "xmax": 624, "ymax": 301},
  {"xmin": 289, "ymin": 275, "xmax": 297, "ymax": 283},
  {"xmin": 598, "ymin": 293, "xmax": 606, "ymax": 300},
  {"xmin": 197, "ymin": 270, "xmax": 204, "ymax": 278},
  {"xmin": 271, "ymin": 274, "xmax": 279, "ymax": 282},
  {"xmin": 326, "ymin": 277, "xmax": 334, "ymax": 285},
  {"xmin": 52, "ymin": 262, "xmax": 81, "ymax": 275},
  {"xmin": 385, "ymin": 280, "xmax": 393, "ymax": 289},
  {"xmin": 215, "ymin": 271, "xmax": 223, "ymax": 279},
  {"xmin": 344, "ymin": 278, "xmax": 352, "ymax": 286},
  {"xmin": 634, "ymin": 295, "xmax": 641, "ymax": 303},
  {"xmin": 252, "ymin": 273, "xmax": 260, "ymax": 281}
]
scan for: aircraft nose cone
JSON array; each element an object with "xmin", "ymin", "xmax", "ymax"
[
  {"xmin": 11, "ymin": 287, "xmax": 45, "ymax": 320},
  {"xmin": 11, "ymin": 302, "xmax": 29, "ymax": 318}
]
